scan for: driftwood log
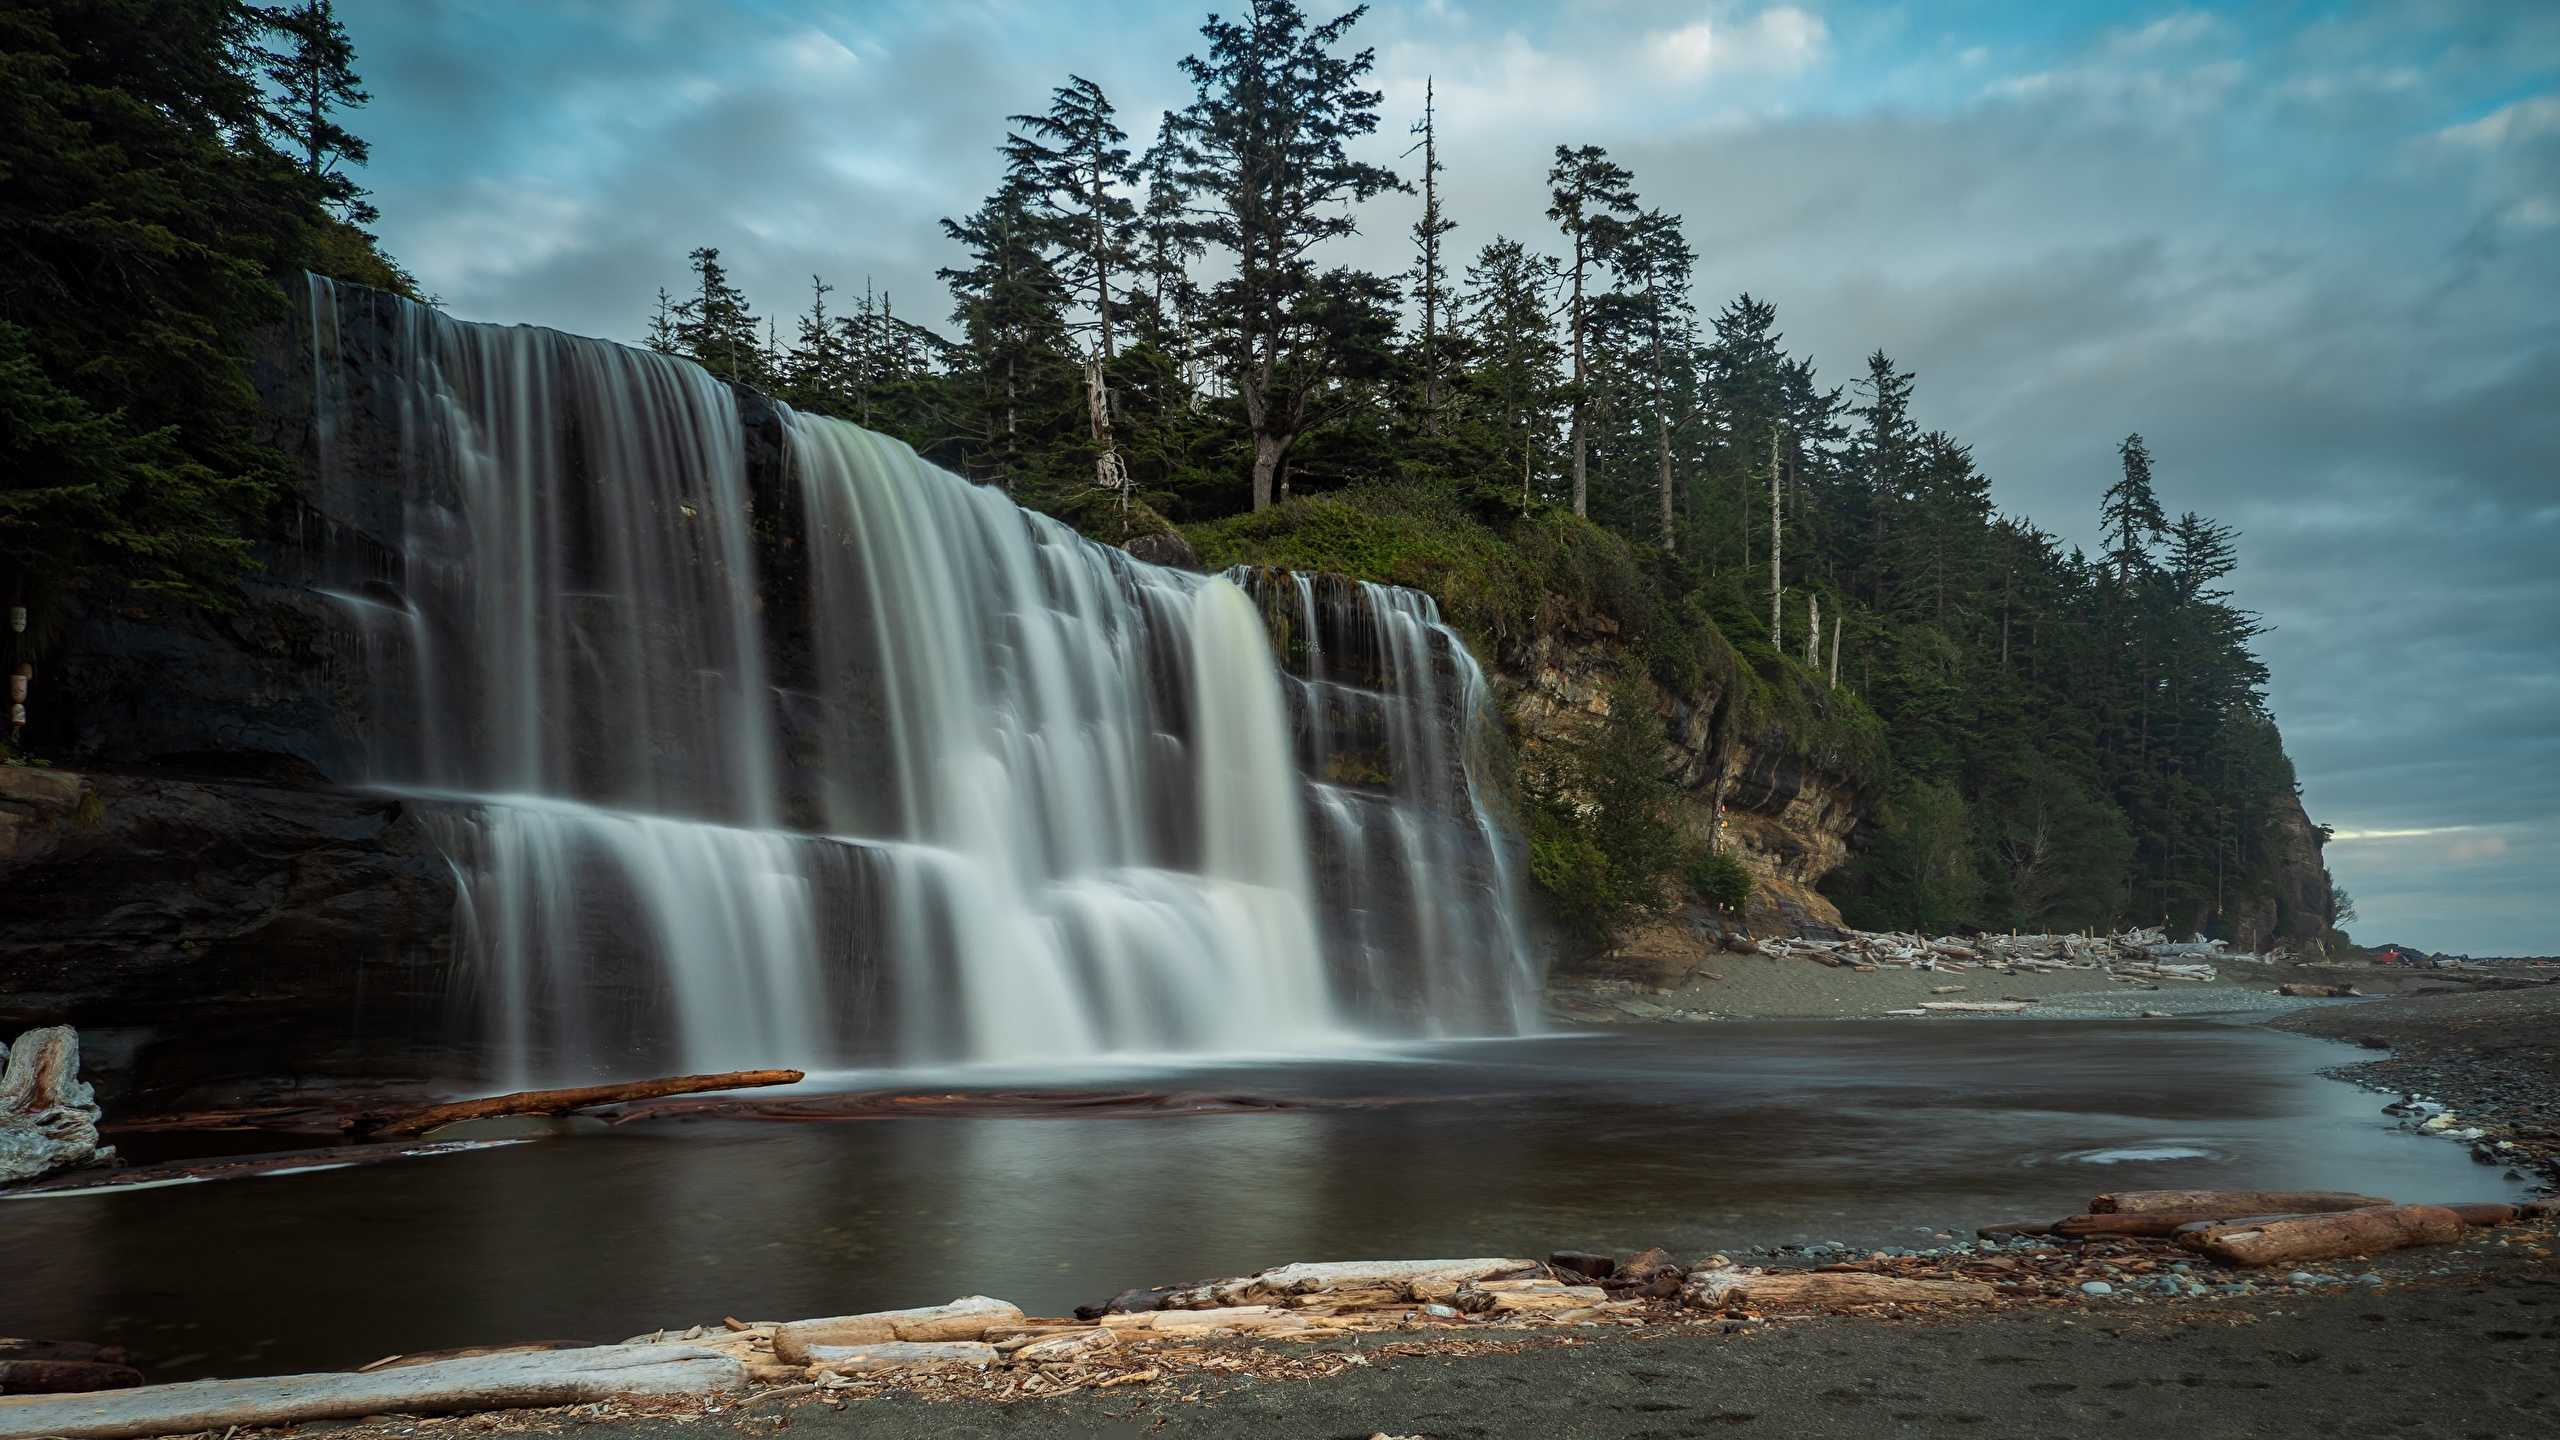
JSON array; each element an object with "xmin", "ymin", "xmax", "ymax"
[
  {"xmin": 2089, "ymin": 1189, "xmax": 2390, "ymax": 1216},
  {"xmin": 0, "ymin": 1027, "xmax": 112, "ymax": 1185},
  {"xmin": 0, "ymin": 1345, "xmax": 744, "ymax": 1440},
  {"xmin": 358, "ymin": 1070, "xmax": 805, "ymax": 1138},
  {"xmin": 2052, "ymin": 1211, "xmax": 2253, "ymax": 1238},
  {"xmin": 1693, "ymin": 1271, "xmax": 1996, "ymax": 1313},
  {"xmin": 2179, "ymin": 1205, "xmax": 2465, "ymax": 1267},
  {"xmin": 804, "ymin": 1340, "xmax": 996, "ymax": 1373},
  {"xmin": 771, "ymin": 1297, "xmax": 1023, "ymax": 1364}
]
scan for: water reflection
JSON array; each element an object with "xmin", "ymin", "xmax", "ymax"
[{"xmin": 0, "ymin": 1022, "xmax": 2514, "ymax": 1379}]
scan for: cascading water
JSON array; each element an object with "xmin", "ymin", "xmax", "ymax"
[{"xmin": 292, "ymin": 277, "xmax": 1537, "ymax": 1080}]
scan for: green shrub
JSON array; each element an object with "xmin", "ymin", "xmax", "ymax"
[{"xmin": 1684, "ymin": 847, "xmax": 1752, "ymax": 913}]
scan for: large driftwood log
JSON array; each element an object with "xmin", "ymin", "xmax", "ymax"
[
  {"xmin": 803, "ymin": 1341, "xmax": 996, "ymax": 1373},
  {"xmin": 2089, "ymin": 1189, "xmax": 2390, "ymax": 1216},
  {"xmin": 360, "ymin": 1070, "xmax": 804, "ymax": 1138},
  {"xmin": 2051, "ymin": 1211, "xmax": 2261, "ymax": 1238},
  {"xmin": 0, "ymin": 1345, "xmax": 743, "ymax": 1440},
  {"xmin": 2180, "ymin": 1205, "xmax": 2464, "ymax": 1267},
  {"xmin": 1159, "ymin": 1257, "xmax": 1536, "ymax": 1310},
  {"xmin": 0, "ymin": 1027, "xmax": 112, "ymax": 1186},
  {"xmin": 770, "ymin": 1297, "xmax": 1023, "ymax": 1364},
  {"xmin": 1726, "ymin": 1272, "xmax": 1996, "ymax": 1312}
]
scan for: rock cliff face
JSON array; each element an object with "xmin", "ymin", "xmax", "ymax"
[
  {"xmin": 0, "ymin": 765, "xmax": 458, "ymax": 1107},
  {"xmin": 2217, "ymin": 789, "xmax": 2337, "ymax": 954},
  {"xmin": 1503, "ymin": 615, "xmax": 1865, "ymax": 942}
]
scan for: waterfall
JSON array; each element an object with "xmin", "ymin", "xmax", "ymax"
[{"xmin": 293, "ymin": 277, "xmax": 1536, "ymax": 1080}]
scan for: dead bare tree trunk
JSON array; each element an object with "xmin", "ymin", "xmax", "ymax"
[
  {"xmin": 1, "ymin": 1026, "xmax": 113, "ymax": 1185},
  {"xmin": 1768, "ymin": 425, "xmax": 1783, "ymax": 649},
  {"xmin": 1806, "ymin": 592, "xmax": 1821, "ymax": 666}
]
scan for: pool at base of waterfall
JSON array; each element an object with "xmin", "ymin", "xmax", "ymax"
[{"xmin": 0, "ymin": 1020, "xmax": 2518, "ymax": 1381}]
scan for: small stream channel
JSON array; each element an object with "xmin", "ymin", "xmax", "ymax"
[{"xmin": 0, "ymin": 1019, "xmax": 2515, "ymax": 1381}]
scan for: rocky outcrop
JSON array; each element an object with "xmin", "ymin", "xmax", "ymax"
[
  {"xmin": 0, "ymin": 765, "xmax": 457, "ymax": 1108},
  {"xmin": 1503, "ymin": 618, "xmax": 1864, "ymax": 940},
  {"xmin": 2216, "ymin": 789, "xmax": 2335, "ymax": 954}
]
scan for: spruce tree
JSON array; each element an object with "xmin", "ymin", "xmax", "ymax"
[
  {"xmin": 1, "ymin": 0, "xmax": 324, "ymax": 624},
  {"xmin": 1545, "ymin": 146, "xmax": 1637, "ymax": 520},
  {"xmin": 672, "ymin": 247, "xmax": 764, "ymax": 385},
  {"xmin": 256, "ymin": 0, "xmax": 376, "ymax": 224},
  {"xmin": 1005, "ymin": 76, "xmax": 1141, "ymax": 377},
  {"xmin": 1461, "ymin": 237, "xmax": 1564, "ymax": 504},
  {"xmin": 2101, "ymin": 433, "xmax": 2169, "ymax": 585},
  {"xmin": 1403, "ymin": 77, "xmax": 1457, "ymax": 437},
  {"xmin": 1165, "ymin": 0, "xmax": 1402, "ymax": 510},
  {"xmin": 939, "ymin": 180, "xmax": 1074, "ymax": 489}
]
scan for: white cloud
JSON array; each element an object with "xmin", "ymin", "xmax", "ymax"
[
  {"xmin": 2106, "ymin": 9, "xmax": 2220, "ymax": 57},
  {"xmin": 1648, "ymin": 6, "xmax": 1831, "ymax": 81},
  {"xmin": 2437, "ymin": 94, "xmax": 2560, "ymax": 148}
]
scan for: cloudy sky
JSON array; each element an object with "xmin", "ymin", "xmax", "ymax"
[{"xmin": 338, "ymin": 0, "xmax": 2558, "ymax": 954}]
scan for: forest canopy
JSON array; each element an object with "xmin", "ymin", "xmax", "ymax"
[
  {"xmin": 0, "ymin": 0, "xmax": 2330, "ymax": 945},
  {"xmin": 639, "ymin": 1, "xmax": 2317, "ymax": 944}
]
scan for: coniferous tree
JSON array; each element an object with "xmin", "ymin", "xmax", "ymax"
[
  {"xmin": 1607, "ymin": 208, "xmax": 1699, "ymax": 552},
  {"xmin": 645, "ymin": 287, "xmax": 678, "ymax": 353},
  {"xmin": 939, "ymin": 180, "xmax": 1075, "ymax": 489},
  {"xmin": 1461, "ymin": 237, "xmax": 1564, "ymax": 504},
  {"xmin": 1, "ymin": 0, "xmax": 343, "ymax": 626},
  {"xmin": 1005, "ymin": 76, "xmax": 1141, "ymax": 377},
  {"xmin": 672, "ymin": 247, "xmax": 764, "ymax": 385},
  {"xmin": 1165, "ymin": 0, "xmax": 1403, "ymax": 510},
  {"xmin": 1403, "ymin": 77, "xmax": 1456, "ymax": 438},
  {"xmin": 256, "ymin": 0, "xmax": 376, "ymax": 224},
  {"xmin": 1544, "ymin": 146, "xmax": 1637, "ymax": 520},
  {"xmin": 2101, "ymin": 432, "xmax": 2168, "ymax": 585}
]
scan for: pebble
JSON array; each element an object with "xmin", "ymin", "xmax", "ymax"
[
  {"xmin": 2288, "ymin": 1272, "xmax": 2318, "ymax": 1286},
  {"xmin": 2079, "ymin": 1281, "xmax": 2114, "ymax": 1296},
  {"xmin": 2354, "ymin": 1274, "xmax": 2384, "ymax": 1288}
]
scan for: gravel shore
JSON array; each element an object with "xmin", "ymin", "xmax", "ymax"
[{"xmin": 505, "ymin": 1229, "xmax": 2560, "ymax": 1440}]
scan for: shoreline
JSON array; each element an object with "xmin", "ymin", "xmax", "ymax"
[{"xmin": 7, "ymin": 985, "xmax": 2556, "ymax": 1437}]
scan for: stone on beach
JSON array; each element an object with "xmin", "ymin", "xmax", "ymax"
[{"xmin": 770, "ymin": 1297, "xmax": 1023, "ymax": 1364}]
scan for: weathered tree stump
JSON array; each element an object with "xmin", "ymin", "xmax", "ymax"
[{"xmin": 0, "ymin": 1027, "xmax": 113, "ymax": 1186}]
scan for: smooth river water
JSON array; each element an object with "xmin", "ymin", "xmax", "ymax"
[{"xmin": 0, "ymin": 1020, "xmax": 2512, "ymax": 1380}]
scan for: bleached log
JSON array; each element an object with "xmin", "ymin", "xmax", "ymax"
[
  {"xmin": 1101, "ymin": 1306, "xmax": 1313, "ymax": 1336},
  {"xmin": 361, "ymin": 1069, "xmax": 804, "ymax": 1138},
  {"xmin": 0, "ymin": 1345, "xmax": 743, "ymax": 1440},
  {"xmin": 1917, "ymin": 1001, "xmax": 2029, "ymax": 1013},
  {"xmin": 1488, "ymin": 1286, "xmax": 1608, "ymax": 1314},
  {"xmin": 0, "ymin": 1027, "xmax": 113, "ymax": 1186},
  {"xmin": 1725, "ymin": 1272, "xmax": 1995, "ymax": 1312},
  {"xmin": 1162, "ymin": 1257, "xmax": 1533, "ymax": 1309},
  {"xmin": 2090, "ymin": 1189, "xmax": 2389, "ymax": 1216},
  {"xmin": 804, "ymin": 1341, "xmax": 996, "ymax": 1374},
  {"xmin": 771, "ymin": 1297, "xmax": 1023, "ymax": 1364},
  {"xmin": 2181, "ymin": 1205, "xmax": 2464, "ymax": 1267},
  {"xmin": 1010, "ymin": 1329, "xmax": 1119, "ymax": 1364}
]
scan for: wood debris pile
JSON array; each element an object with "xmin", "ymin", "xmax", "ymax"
[
  {"xmin": 12, "ymin": 1199, "xmax": 2549, "ymax": 1437},
  {"xmin": 1758, "ymin": 926, "xmax": 2227, "ymax": 984}
]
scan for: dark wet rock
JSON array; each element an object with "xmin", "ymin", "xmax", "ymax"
[
  {"xmin": 0, "ymin": 769, "xmax": 458, "ymax": 1110},
  {"xmin": 1122, "ymin": 530, "xmax": 1202, "ymax": 571},
  {"xmin": 1548, "ymin": 1250, "xmax": 1616, "ymax": 1281}
]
